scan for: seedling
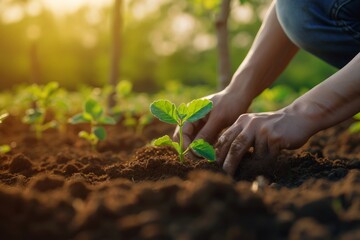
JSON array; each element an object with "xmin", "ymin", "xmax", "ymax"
[
  {"xmin": 69, "ymin": 98, "xmax": 116, "ymax": 150},
  {"xmin": 0, "ymin": 112, "xmax": 11, "ymax": 154},
  {"xmin": 150, "ymin": 99, "xmax": 215, "ymax": 163},
  {"xmin": 349, "ymin": 113, "xmax": 360, "ymax": 133},
  {"xmin": 123, "ymin": 111, "xmax": 153, "ymax": 135},
  {"xmin": 22, "ymin": 82, "xmax": 61, "ymax": 139},
  {"xmin": 111, "ymin": 80, "xmax": 134, "ymax": 120}
]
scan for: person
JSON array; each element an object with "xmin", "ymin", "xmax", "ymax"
[{"xmin": 174, "ymin": 0, "xmax": 360, "ymax": 176}]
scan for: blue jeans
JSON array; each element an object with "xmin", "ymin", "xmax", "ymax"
[{"xmin": 276, "ymin": 0, "xmax": 360, "ymax": 68}]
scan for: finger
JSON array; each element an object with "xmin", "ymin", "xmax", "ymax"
[
  {"xmin": 216, "ymin": 124, "xmax": 243, "ymax": 166},
  {"xmin": 194, "ymin": 114, "xmax": 225, "ymax": 146},
  {"xmin": 267, "ymin": 133, "xmax": 282, "ymax": 161},
  {"xmin": 254, "ymin": 137, "xmax": 268, "ymax": 161},
  {"xmin": 223, "ymin": 131, "xmax": 254, "ymax": 176},
  {"xmin": 268, "ymin": 142, "xmax": 281, "ymax": 161}
]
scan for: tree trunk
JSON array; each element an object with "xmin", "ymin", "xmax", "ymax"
[
  {"xmin": 108, "ymin": 0, "xmax": 122, "ymax": 109},
  {"xmin": 30, "ymin": 42, "xmax": 41, "ymax": 84},
  {"xmin": 215, "ymin": 0, "xmax": 231, "ymax": 90}
]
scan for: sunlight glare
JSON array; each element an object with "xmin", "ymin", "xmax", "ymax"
[
  {"xmin": 2, "ymin": 5, "xmax": 23, "ymax": 24},
  {"xmin": 193, "ymin": 33, "xmax": 216, "ymax": 51},
  {"xmin": 41, "ymin": 0, "xmax": 113, "ymax": 15},
  {"xmin": 231, "ymin": 4, "xmax": 254, "ymax": 24}
]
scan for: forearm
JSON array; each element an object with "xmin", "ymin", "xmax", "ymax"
[
  {"xmin": 226, "ymin": 1, "xmax": 298, "ymax": 103},
  {"xmin": 288, "ymin": 53, "xmax": 360, "ymax": 133}
]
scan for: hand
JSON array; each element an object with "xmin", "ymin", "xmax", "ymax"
[
  {"xmin": 173, "ymin": 89, "xmax": 251, "ymax": 149},
  {"xmin": 216, "ymin": 107, "xmax": 318, "ymax": 176}
]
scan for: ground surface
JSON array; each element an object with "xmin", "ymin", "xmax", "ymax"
[{"xmin": 0, "ymin": 116, "xmax": 359, "ymax": 240}]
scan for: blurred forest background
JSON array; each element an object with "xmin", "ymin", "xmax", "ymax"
[{"xmin": 0, "ymin": 0, "xmax": 336, "ymax": 93}]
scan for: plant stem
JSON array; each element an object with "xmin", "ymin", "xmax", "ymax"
[{"xmin": 179, "ymin": 124, "xmax": 184, "ymax": 163}]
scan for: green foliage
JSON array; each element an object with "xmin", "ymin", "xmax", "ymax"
[
  {"xmin": 150, "ymin": 98, "xmax": 215, "ymax": 162},
  {"xmin": 0, "ymin": 112, "xmax": 10, "ymax": 154},
  {"xmin": 69, "ymin": 98, "xmax": 116, "ymax": 149},
  {"xmin": 123, "ymin": 112, "xmax": 153, "ymax": 135},
  {"xmin": 250, "ymin": 85, "xmax": 299, "ymax": 112},
  {"xmin": 191, "ymin": 0, "xmax": 248, "ymax": 13},
  {"xmin": 22, "ymin": 82, "xmax": 63, "ymax": 139},
  {"xmin": 349, "ymin": 113, "xmax": 360, "ymax": 134},
  {"xmin": 112, "ymin": 80, "xmax": 135, "ymax": 120},
  {"xmin": 111, "ymin": 80, "xmax": 154, "ymax": 134},
  {"xmin": 116, "ymin": 80, "xmax": 133, "ymax": 98}
]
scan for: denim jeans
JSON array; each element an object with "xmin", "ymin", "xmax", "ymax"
[{"xmin": 276, "ymin": 0, "xmax": 360, "ymax": 68}]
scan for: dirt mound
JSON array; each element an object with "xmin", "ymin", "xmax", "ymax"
[{"xmin": 0, "ymin": 117, "xmax": 359, "ymax": 239}]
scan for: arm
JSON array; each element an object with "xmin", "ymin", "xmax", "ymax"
[
  {"xmin": 288, "ymin": 52, "xmax": 360, "ymax": 133},
  {"xmin": 217, "ymin": 53, "xmax": 360, "ymax": 176},
  {"xmin": 227, "ymin": 1, "xmax": 299, "ymax": 102},
  {"xmin": 177, "ymin": 1, "xmax": 299, "ymax": 147}
]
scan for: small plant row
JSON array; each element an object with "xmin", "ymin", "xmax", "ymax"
[
  {"xmin": 0, "ymin": 81, "xmax": 155, "ymax": 151},
  {"xmin": 1, "ymin": 82, "xmax": 359, "ymax": 154}
]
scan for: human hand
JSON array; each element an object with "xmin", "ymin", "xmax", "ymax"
[
  {"xmin": 173, "ymin": 90, "xmax": 251, "ymax": 149},
  {"xmin": 216, "ymin": 108, "xmax": 318, "ymax": 176}
]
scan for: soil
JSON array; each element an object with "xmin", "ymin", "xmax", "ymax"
[{"xmin": 0, "ymin": 115, "xmax": 359, "ymax": 240}]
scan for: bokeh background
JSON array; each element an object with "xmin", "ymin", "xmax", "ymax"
[{"xmin": 0, "ymin": 0, "xmax": 336, "ymax": 93}]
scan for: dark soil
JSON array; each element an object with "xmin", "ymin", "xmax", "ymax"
[{"xmin": 0, "ymin": 115, "xmax": 359, "ymax": 239}]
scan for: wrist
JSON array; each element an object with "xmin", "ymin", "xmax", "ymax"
[
  {"xmin": 284, "ymin": 98, "xmax": 328, "ymax": 134},
  {"xmin": 225, "ymin": 66, "xmax": 260, "ymax": 104}
]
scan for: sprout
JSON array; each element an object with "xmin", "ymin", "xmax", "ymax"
[
  {"xmin": 69, "ymin": 98, "xmax": 116, "ymax": 150},
  {"xmin": 22, "ymin": 82, "xmax": 61, "ymax": 139},
  {"xmin": 150, "ymin": 99, "xmax": 215, "ymax": 163}
]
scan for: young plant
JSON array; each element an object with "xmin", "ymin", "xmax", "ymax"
[
  {"xmin": 22, "ymin": 82, "xmax": 61, "ymax": 139},
  {"xmin": 69, "ymin": 98, "xmax": 116, "ymax": 150},
  {"xmin": 123, "ymin": 111, "xmax": 153, "ymax": 135},
  {"xmin": 0, "ymin": 112, "xmax": 11, "ymax": 154},
  {"xmin": 150, "ymin": 99, "xmax": 215, "ymax": 163},
  {"xmin": 111, "ymin": 80, "xmax": 134, "ymax": 120}
]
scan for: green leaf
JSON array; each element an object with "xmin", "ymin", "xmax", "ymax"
[
  {"xmin": 98, "ymin": 116, "xmax": 116, "ymax": 125},
  {"xmin": 185, "ymin": 99, "xmax": 213, "ymax": 122},
  {"xmin": 152, "ymin": 135, "xmax": 181, "ymax": 154},
  {"xmin": 79, "ymin": 131, "xmax": 91, "ymax": 140},
  {"xmin": 42, "ymin": 120, "xmax": 57, "ymax": 131},
  {"xmin": 85, "ymin": 99, "xmax": 103, "ymax": 120},
  {"xmin": 349, "ymin": 122, "xmax": 360, "ymax": 133},
  {"xmin": 0, "ymin": 145, "xmax": 11, "ymax": 154},
  {"xmin": 353, "ymin": 112, "xmax": 360, "ymax": 120},
  {"xmin": 43, "ymin": 82, "xmax": 59, "ymax": 97},
  {"xmin": 116, "ymin": 80, "xmax": 133, "ymax": 97},
  {"xmin": 23, "ymin": 108, "xmax": 43, "ymax": 124},
  {"xmin": 69, "ymin": 113, "xmax": 90, "ymax": 124},
  {"xmin": 150, "ymin": 100, "xmax": 178, "ymax": 124},
  {"xmin": 139, "ymin": 115, "xmax": 153, "ymax": 126},
  {"xmin": 124, "ymin": 117, "xmax": 136, "ymax": 127},
  {"xmin": 152, "ymin": 135, "xmax": 174, "ymax": 147},
  {"xmin": 93, "ymin": 126, "xmax": 106, "ymax": 141},
  {"xmin": 176, "ymin": 103, "xmax": 188, "ymax": 120},
  {"xmin": 189, "ymin": 139, "xmax": 215, "ymax": 161}
]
